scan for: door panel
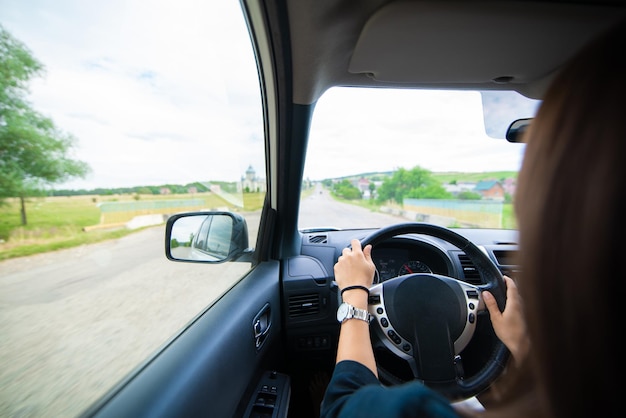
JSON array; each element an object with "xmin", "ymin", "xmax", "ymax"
[{"xmin": 81, "ymin": 260, "xmax": 282, "ymax": 418}]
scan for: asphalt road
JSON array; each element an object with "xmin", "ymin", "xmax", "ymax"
[
  {"xmin": 0, "ymin": 193, "xmax": 403, "ymax": 418},
  {"xmin": 299, "ymin": 188, "xmax": 406, "ymax": 230},
  {"xmin": 0, "ymin": 224, "xmax": 254, "ymax": 418}
]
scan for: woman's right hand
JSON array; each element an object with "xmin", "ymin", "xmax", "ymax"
[
  {"xmin": 334, "ymin": 238, "xmax": 376, "ymax": 292},
  {"xmin": 483, "ymin": 276, "xmax": 530, "ymax": 365}
]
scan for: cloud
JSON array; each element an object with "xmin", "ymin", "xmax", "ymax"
[
  {"xmin": 0, "ymin": 0, "xmax": 534, "ymax": 191},
  {"xmin": 1, "ymin": 0, "xmax": 264, "ymax": 190},
  {"xmin": 304, "ymin": 88, "xmax": 528, "ymax": 180}
]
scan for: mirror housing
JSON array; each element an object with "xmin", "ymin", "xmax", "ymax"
[
  {"xmin": 505, "ymin": 118, "xmax": 532, "ymax": 143},
  {"xmin": 165, "ymin": 212, "xmax": 252, "ymax": 263}
]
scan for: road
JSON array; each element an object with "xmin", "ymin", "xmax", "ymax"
[
  {"xmin": 0, "ymin": 193, "xmax": 404, "ymax": 417},
  {"xmin": 0, "ymin": 225, "xmax": 255, "ymax": 418},
  {"xmin": 299, "ymin": 187, "xmax": 406, "ymax": 230}
]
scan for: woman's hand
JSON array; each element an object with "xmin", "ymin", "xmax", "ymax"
[
  {"xmin": 334, "ymin": 239, "xmax": 376, "ymax": 295},
  {"xmin": 483, "ymin": 276, "xmax": 530, "ymax": 365},
  {"xmin": 333, "ymin": 239, "xmax": 378, "ymax": 375}
]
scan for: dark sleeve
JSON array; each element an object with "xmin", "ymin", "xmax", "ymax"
[{"xmin": 320, "ymin": 360, "xmax": 459, "ymax": 418}]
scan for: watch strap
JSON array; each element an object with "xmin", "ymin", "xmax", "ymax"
[
  {"xmin": 349, "ymin": 306, "xmax": 372, "ymax": 323},
  {"xmin": 337, "ymin": 302, "xmax": 372, "ymax": 323}
]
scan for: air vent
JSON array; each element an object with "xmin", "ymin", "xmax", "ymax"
[
  {"xmin": 493, "ymin": 250, "xmax": 519, "ymax": 266},
  {"xmin": 288, "ymin": 293, "xmax": 320, "ymax": 317},
  {"xmin": 308, "ymin": 234, "xmax": 328, "ymax": 244},
  {"xmin": 457, "ymin": 254, "xmax": 482, "ymax": 285}
]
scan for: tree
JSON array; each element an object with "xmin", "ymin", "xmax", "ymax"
[
  {"xmin": 457, "ymin": 191, "xmax": 482, "ymax": 200},
  {"xmin": 368, "ymin": 182, "xmax": 376, "ymax": 200},
  {"xmin": 376, "ymin": 166, "xmax": 451, "ymax": 204},
  {"xmin": 0, "ymin": 25, "xmax": 89, "ymax": 225},
  {"xmin": 332, "ymin": 179, "xmax": 362, "ymax": 200}
]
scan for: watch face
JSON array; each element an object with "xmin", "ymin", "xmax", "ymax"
[{"xmin": 336, "ymin": 302, "xmax": 349, "ymax": 322}]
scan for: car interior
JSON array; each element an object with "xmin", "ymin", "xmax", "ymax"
[{"xmin": 79, "ymin": 1, "xmax": 626, "ymax": 417}]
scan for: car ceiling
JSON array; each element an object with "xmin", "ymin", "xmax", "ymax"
[{"xmin": 285, "ymin": 0, "xmax": 626, "ymax": 104}]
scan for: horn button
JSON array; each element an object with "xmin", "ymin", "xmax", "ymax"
[{"xmin": 369, "ymin": 273, "xmax": 480, "ymax": 381}]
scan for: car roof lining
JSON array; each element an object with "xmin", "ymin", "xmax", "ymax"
[{"xmin": 287, "ymin": 0, "xmax": 626, "ymax": 104}]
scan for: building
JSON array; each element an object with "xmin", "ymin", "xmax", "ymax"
[
  {"xmin": 502, "ymin": 178, "xmax": 516, "ymax": 196},
  {"xmin": 443, "ymin": 182, "xmax": 477, "ymax": 196},
  {"xmin": 474, "ymin": 180, "xmax": 505, "ymax": 200},
  {"xmin": 356, "ymin": 177, "xmax": 371, "ymax": 198},
  {"xmin": 238, "ymin": 165, "xmax": 267, "ymax": 193}
]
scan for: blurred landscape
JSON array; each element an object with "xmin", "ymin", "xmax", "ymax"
[
  {"xmin": 0, "ymin": 170, "xmax": 517, "ymax": 261},
  {"xmin": 0, "ymin": 190, "xmax": 265, "ymax": 261}
]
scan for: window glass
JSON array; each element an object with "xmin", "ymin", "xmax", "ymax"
[
  {"xmin": 300, "ymin": 87, "xmax": 540, "ymax": 231},
  {"xmin": 205, "ymin": 215, "xmax": 233, "ymax": 257},
  {"xmin": 196, "ymin": 217, "xmax": 212, "ymax": 250},
  {"xmin": 0, "ymin": 1, "xmax": 262, "ymax": 416}
]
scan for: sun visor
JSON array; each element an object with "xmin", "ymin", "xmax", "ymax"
[{"xmin": 348, "ymin": 1, "xmax": 623, "ymax": 96}]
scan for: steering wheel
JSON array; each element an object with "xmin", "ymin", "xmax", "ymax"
[{"xmin": 361, "ymin": 223, "xmax": 510, "ymax": 401}]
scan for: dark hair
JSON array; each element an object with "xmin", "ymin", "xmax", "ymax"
[{"xmin": 513, "ymin": 18, "xmax": 626, "ymax": 417}]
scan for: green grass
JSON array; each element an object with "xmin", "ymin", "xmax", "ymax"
[
  {"xmin": 242, "ymin": 192, "xmax": 265, "ymax": 211},
  {"xmin": 0, "ymin": 228, "xmax": 138, "ymax": 260},
  {"xmin": 502, "ymin": 203, "xmax": 517, "ymax": 229},
  {"xmin": 0, "ymin": 196, "xmax": 130, "ymax": 260},
  {"xmin": 0, "ymin": 192, "xmax": 258, "ymax": 261},
  {"xmin": 0, "ymin": 196, "xmax": 100, "ymax": 241},
  {"xmin": 333, "ymin": 195, "xmax": 380, "ymax": 211}
]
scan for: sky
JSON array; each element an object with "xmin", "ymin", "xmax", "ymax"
[
  {"xmin": 0, "ymin": 0, "xmax": 539, "ymax": 190},
  {"xmin": 305, "ymin": 88, "xmax": 535, "ymax": 179},
  {"xmin": 0, "ymin": 0, "xmax": 263, "ymax": 190}
]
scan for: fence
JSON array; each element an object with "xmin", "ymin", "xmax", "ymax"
[
  {"xmin": 98, "ymin": 199, "xmax": 207, "ymax": 224},
  {"xmin": 403, "ymin": 198, "xmax": 503, "ymax": 228}
]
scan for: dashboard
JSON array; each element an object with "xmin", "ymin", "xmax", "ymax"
[
  {"xmin": 290, "ymin": 227, "xmax": 520, "ymax": 322},
  {"xmin": 370, "ymin": 238, "xmax": 453, "ymax": 283},
  {"xmin": 283, "ymin": 226, "xmax": 520, "ymax": 370}
]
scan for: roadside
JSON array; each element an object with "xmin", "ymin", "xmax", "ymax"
[{"xmin": 0, "ymin": 192, "xmax": 265, "ymax": 261}]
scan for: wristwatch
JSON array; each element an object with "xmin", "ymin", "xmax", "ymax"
[{"xmin": 336, "ymin": 302, "xmax": 372, "ymax": 324}]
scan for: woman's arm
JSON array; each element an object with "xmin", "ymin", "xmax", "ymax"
[{"xmin": 333, "ymin": 239, "xmax": 377, "ymax": 376}]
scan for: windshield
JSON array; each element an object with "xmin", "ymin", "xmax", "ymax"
[{"xmin": 299, "ymin": 88, "xmax": 540, "ymax": 231}]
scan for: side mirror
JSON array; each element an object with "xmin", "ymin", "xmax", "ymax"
[
  {"xmin": 165, "ymin": 212, "xmax": 252, "ymax": 263},
  {"xmin": 505, "ymin": 118, "xmax": 532, "ymax": 143}
]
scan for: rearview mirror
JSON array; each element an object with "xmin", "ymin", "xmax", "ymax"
[
  {"xmin": 165, "ymin": 212, "xmax": 252, "ymax": 263},
  {"xmin": 505, "ymin": 118, "xmax": 532, "ymax": 143}
]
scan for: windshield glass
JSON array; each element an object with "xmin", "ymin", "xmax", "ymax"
[{"xmin": 299, "ymin": 87, "xmax": 540, "ymax": 231}]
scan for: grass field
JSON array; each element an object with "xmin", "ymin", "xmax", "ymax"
[
  {"xmin": 0, "ymin": 192, "xmax": 265, "ymax": 261},
  {"xmin": 0, "ymin": 188, "xmax": 514, "ymax": 261}
]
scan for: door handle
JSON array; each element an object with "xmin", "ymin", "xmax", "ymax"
[{"xmin": 253, "ymin": 303, "xmax": 271, "ymax": 350}]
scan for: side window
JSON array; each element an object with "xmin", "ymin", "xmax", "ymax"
[
  {"xmin": 195, "ymin": 217, "xmax": 212, "ymax": 251},
  {"xmin": 0, "ymin": 1, "xmax": 263, "ymax": 417},
  {"xmin": 205, "ymin": 215, "xmax": 233, "ymax": 257}
]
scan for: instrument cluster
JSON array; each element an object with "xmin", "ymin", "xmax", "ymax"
[{"xmin": 370, "ymin": 240, "xmax": 451, "ymax": 283}]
